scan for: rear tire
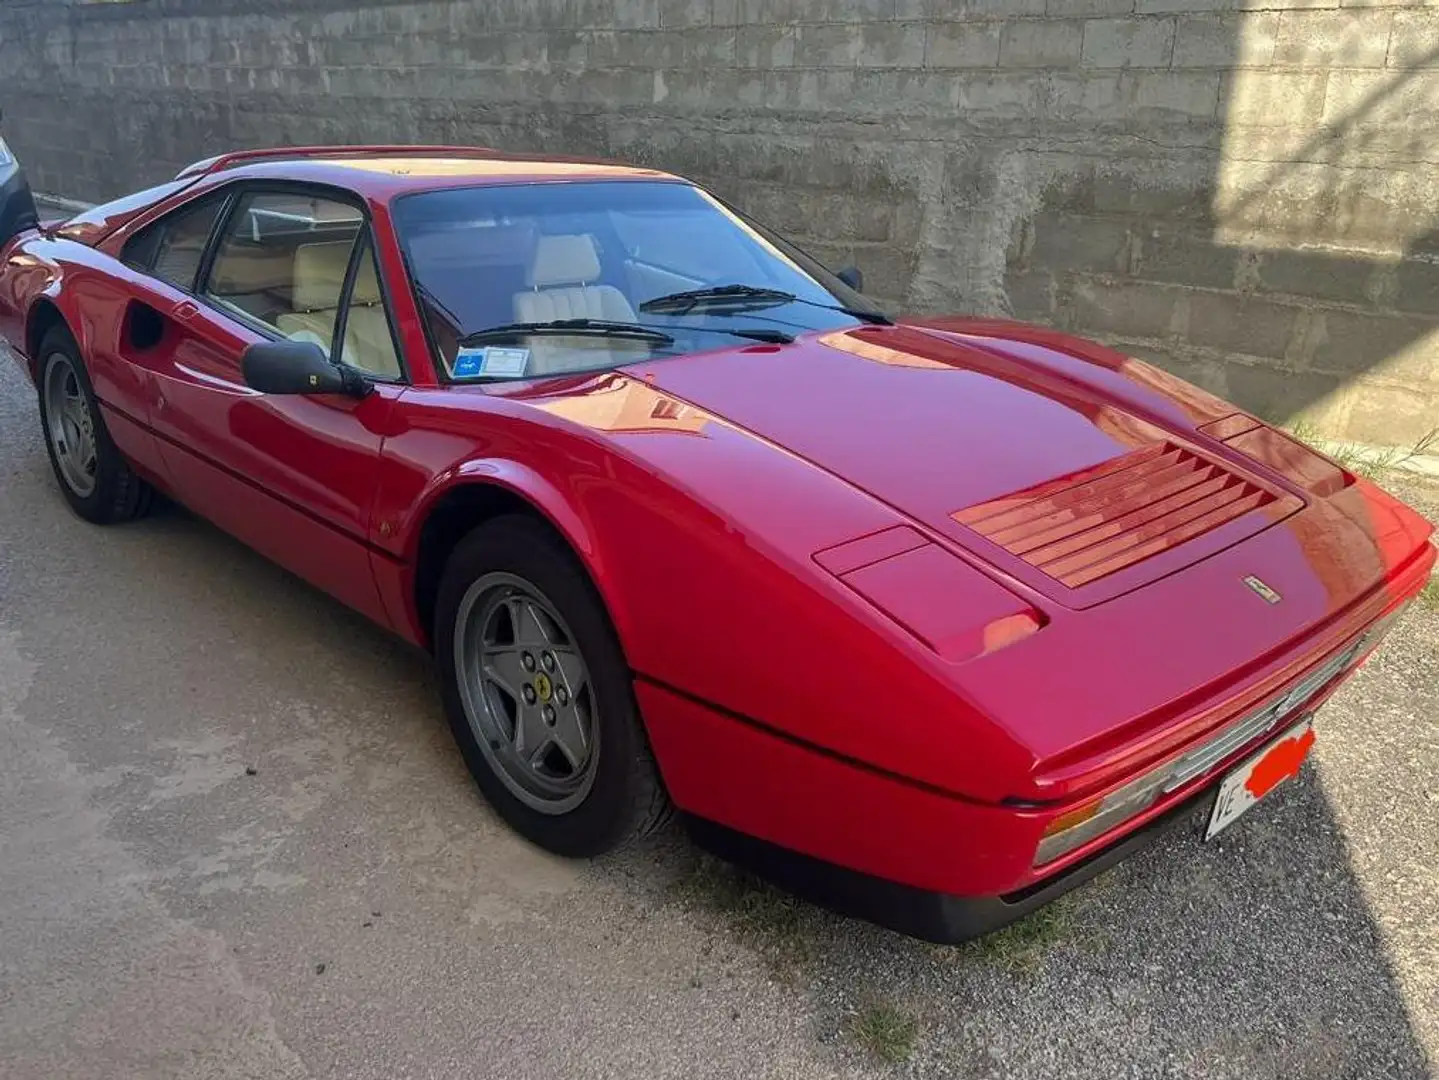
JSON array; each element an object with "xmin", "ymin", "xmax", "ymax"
[
  {"xmin": 36, "ymin": 325, "xmax": 153, "ymax": 524},
  {"xmin": 434, "ymin": 514, "xmax": 670, "ymax": 856}
]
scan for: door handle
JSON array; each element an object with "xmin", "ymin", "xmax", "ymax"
[{"xmin": 172, "ymin": 300, "xmax": 200, "ymax": 321}]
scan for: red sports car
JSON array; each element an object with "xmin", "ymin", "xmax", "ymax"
[{"xmin": 1, "ymin": 141, "xmax": 1432, "ymax": 942}]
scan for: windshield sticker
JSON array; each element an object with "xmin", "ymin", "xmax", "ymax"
[
  {"xmin": 454, "ymin": 346, "xmax": 529, "ymax": 379},
  {"xmin": 480, "ymin": 347, "xmax": 529, "ymax": 376},
  {"xmin": 453, "ymin": 347, "xmax": 485, "ymax": 378}
]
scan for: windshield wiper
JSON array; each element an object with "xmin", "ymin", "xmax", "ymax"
[
  {"xmin": 638, "ymin": 284, "xmax": 893, "ymax": 325},
  {"xmin": 457, "ymin": 319, "xmax": 675, "ymax": 347},
  {"xmin": 456, "ymin": 318, "xmax": 794, "ymax": 349}
]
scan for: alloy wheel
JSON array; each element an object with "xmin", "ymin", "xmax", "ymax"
[{"xmin": 454, "ymin": 572, "xmax": 601, "ymax": 814}]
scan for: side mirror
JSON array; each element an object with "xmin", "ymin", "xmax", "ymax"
[
  {"xmin": 241, "ymin": 340, "xmax": 370, "ymax": 397},
  {"xmin": 836, "ymin": 265, "xmax": 864, "ymax": 292}
]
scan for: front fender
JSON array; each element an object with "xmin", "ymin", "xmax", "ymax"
[{"xmin": 372, "ymin": 425, "xmax": 630, "ymax": 650}]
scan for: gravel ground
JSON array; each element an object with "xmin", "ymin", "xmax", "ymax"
[{"xmin": 1, "ymin": 349, "xmax": 1435, "ymax": 1079}]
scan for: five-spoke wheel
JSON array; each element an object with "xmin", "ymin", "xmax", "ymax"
[
  {"xmin": 435, "ymin": 515, "xmax": 670, "ymax": 856},
  {"xmin": 456, "ymin": 573, "xmax": 599, "ymax": 814},
  {"xmin": 35, "ymin": 326, "xmax": 152, "ymax": 524},
  {"xmin": 42, "ymin": 350, "xmax": 98, "ymax": 498}
]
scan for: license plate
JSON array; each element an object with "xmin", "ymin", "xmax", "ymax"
[{"xmin": 1205, "ymin": 717, "xmax": 1316, "ymax": 840}]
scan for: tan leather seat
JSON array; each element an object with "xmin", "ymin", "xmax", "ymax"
[
  {"xmin": 514, "ymin": 235, "xmax": 641, "ymax": 375},
  {"xmin": 275, "ymin": 242, "xmax": 400, "ymax": 378}
]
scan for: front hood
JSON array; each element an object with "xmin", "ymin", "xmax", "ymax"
[{"xmin": 636, "ymin": 323, "xmax": 1303, "ymax": 609}]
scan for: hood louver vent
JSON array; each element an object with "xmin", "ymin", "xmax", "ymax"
[{"xmin": 953, "ymin": 443, "xmax": 1292, "ymax": 589}]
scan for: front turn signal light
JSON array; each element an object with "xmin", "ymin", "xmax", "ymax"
[{"xmin": 1033, "ymin": 771, "xmax": 1169, "ymax": 866}]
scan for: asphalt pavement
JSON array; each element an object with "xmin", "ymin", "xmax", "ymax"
[{"xmin": 1, "ymin": 348, "xmax": 1435, "ymax": 1079}]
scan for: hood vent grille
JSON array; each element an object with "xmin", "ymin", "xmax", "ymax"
[{"xmin": 953, "ymin": 443, "xmax": 1286, "ymax": 589}]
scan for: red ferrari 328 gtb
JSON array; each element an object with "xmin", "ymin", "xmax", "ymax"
[{"xmin": 1, "ymin": 140, "xmax": 1432, "ymax": 941}]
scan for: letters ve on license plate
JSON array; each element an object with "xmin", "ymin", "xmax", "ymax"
[{"xmin": 1205, "ymin": 718, "xmax": 1316, "ymax": 841}]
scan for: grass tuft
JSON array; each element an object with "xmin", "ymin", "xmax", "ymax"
[
  {"xmin": 850, "ymin": 1001, "xmax": 919, "ymax": 1064},
  {"xmin": 1420, "ymin": 577, "xmax": 1439, "ymax": 612},
  {"xmin": 967, "ymin": 898, "xmax": 1075, "ymax": 973},
  {"xmin": 671, "ymin": 856, "xmax": 814, "ymax": 980},
  {"xmin": 1286, "ymin": 422, "xmax": 1439, "ymax": 483}
]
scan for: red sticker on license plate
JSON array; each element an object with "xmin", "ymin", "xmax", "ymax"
[{"xmin": 1206, "ymin": 718, "xmax": 1315, "ymax": 840}]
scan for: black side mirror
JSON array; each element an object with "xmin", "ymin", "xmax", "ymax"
[
  {"xmin": 241, "ymin": 340, "xmax": 370, "ymax": 397},
  {"xmin": 836, "ymin": 265, "xmax": 864, "ymax": 292}
]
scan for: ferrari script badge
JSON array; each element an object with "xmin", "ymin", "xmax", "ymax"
[{"xmin": 1243, "ymin": 575, "xmax": 1282, "ymax": 604}]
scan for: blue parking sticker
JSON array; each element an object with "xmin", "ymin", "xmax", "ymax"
[
  {"xmin": 453, "ymin": 348, "xmax": 485, "ymax": 378},
  {"xmin": 453, "ymin": 346, "xmax": 530, "ymax": 379}
]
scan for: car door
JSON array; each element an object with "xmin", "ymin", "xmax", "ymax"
[{"xmin": 120, "ymin": 183, "xmax": 407, "ymax": 625}]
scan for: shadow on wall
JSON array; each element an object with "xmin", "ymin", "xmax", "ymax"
[{"xmin": 1004, "ymin": 32, "xmax": 1439, "ymax": 451}]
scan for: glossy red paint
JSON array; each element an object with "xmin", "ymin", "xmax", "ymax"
[{"xmin": 2, "ymin": 149, "xmax": 1433, "ymax": 911}]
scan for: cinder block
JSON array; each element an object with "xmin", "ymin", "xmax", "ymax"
[
  {"xmin": 615, "ymin": 0, "xmax": 661, "ymax": 29},
  {"xmin": 1222, "ymin": 362, "xmax": 1341, "ymax": 428},
  {"xmin": 1307, "ymin": 309, "xmax": 1439, "ymax": 379},
  {"xmin": 1323, "ymin": 70, "xmax": 1439, "ymax": 128},
  {"xmin": 1344, "ymin": 385, "xmax": 1439, "ymax": 449},
  {"xmin": 1024, "ymin": 212, "xmax": 1132, "ymax": 276},
  {"xmin": 801, "ymin": 0, "xmax": 896, "ymax": 21},
  {"xmin": 1188, "ymin": 291, "xmax": 1299, "ymax": 359},
  {"xmin": 1172, "ymin": 12, "xmax": 1279, "ymax": 69},
  {"xmin": 851, "ymin": 246, "xmax": 919, "ymax": 299},
  {"xmin": 795, "ymin": 23, "xmax": 925, "ymax": 68},
  {"xmin": 852, "ymin": 70, "xmax": 957, "ymax": 114},
  {"xmin": 1273, "ymin": 9, "xmax": 1393, "ymax": 70},
  {"xmin": 1133, "ymin": 226, "xmax": 1238, "ymax": 290},
  {"xmin": 795, "ymin": 24, "xmax": 863, "ymax": 67},
  {"xmin": 1134, "ymin": 0, "xmax": 1231, "ymax": 12},
  {"xmin": 1120, "ymin": 71, "xmax": 1220, "ymax": 118},
  {"xmin": 1081, "ymin": 18, "xmax": 1175, "ymax": 70},
  {"xmin": 659, "ymin": 0, "xmax": 711, "ymax": 27},
  {"xmin": 998, "ymin": 20, "xmax": 1083, "ymax": 68},
  {"xmin": 896, "ymin": 0, "xmax": 1044, "ymax": 17},
  {"xmin": 737, "ymin": 25, "xmax": 797, "ymax": 67},
  {"xmin": 1060, "ymin": 0, "xmax": 1136, "ymax": 16},
  {"xmin": 683, "ymin": 28, "xmax": 738, "ymax": 65},
  {"xmin": 1395, "ymin": 259, "xmax": 1439, "ymax": 316},
  {"xmin": 954, "ymin": 72, "xmax": 1044, "ymax": 116},
  {"xmin": 1389, "ymin": 12, "xmax": 1439, "ymax": 70},
  {"xmin": 1223, "ymin": 71, "xmax": 1328, "ymax": 127},
  {"xmin": 1043, "ymin": 73, "xmax": 1125, "ymax": 119},
  {"xmin": 1068, "ymin": 280, "xmax": 1188, "ymax": 340},
  {"xmin": 1004, "ymin": 269, "xmax": 1058, "ymax": 321},
  {"xmin": 858, "ymin": 22, "xmax": 927, "ymax": 68},
  {"xmin": 1255, "ymin": 250, "xmax": 1380, "ymax": 307},
  {"xmin": 712, "ymin": 0, "xmax": 741, "ymax": 27},
  {"xmin": 925, "ymin": 21, "xmax": 1002, "ymax": 69}
]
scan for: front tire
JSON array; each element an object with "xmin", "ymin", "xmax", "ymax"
[
  {"xmin": 36, "ymin": 326, "xmax": 153, "ymax": 524},
  {"xmin": 434, "ymin": 514, "xmax": 670, "ymax": 856}
]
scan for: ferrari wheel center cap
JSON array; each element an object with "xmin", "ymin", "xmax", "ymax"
[{"xmin": 532, "ymin": 672, "xmax": 553, "ymax": 703}]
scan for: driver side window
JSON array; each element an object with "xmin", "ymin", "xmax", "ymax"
[{"xmin": 198, "ymin": 190, "xmax": 402, "ymax": 379}]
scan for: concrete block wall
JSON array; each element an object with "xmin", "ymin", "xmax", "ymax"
[{"xmin": 0, "ymin": 0, "xmax": 1435, "ymax": 446}]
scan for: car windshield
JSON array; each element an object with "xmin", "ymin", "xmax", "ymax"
[{"xmin": 391, "ymin": 179, "xmax": 886, "ymax": 381}]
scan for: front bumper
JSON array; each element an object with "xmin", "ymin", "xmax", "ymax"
[
  {"xmin": 642, "ymin": 546, "xmax": 1431, "ymax": 940},
  {"xmin": 685, "ymin": 788, "xmax": 1212, "ymax": 943}
]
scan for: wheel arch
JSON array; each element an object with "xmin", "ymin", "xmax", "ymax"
[
  {"xmin": 407, "ymin": 466, "xmax": 625, "ymax": 655},
  {"xmin": 24, "ymin": 296, "xmax": 70, "ymax": 379}
]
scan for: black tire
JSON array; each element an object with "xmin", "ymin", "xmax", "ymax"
[
  {"xmin": 434, "ymin": 514, "xmax": 670, "ymax": 856},
  {"xmin": 35, "ymin": 325, "xmax": 153, "ymax": 524}
]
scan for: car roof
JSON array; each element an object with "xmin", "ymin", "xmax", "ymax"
[{"xmin": 194, "ymin": 147, "xmax": 683, "ymax": 201}]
